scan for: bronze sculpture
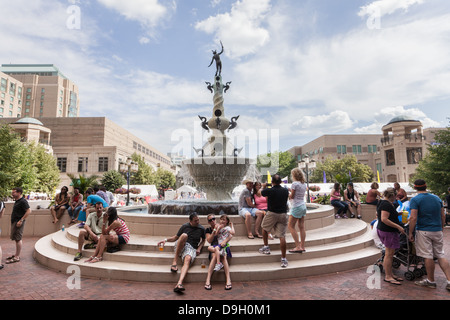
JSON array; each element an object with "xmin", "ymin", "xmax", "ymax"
[{"xmin": 208, "ymin": 41, "xmax": 224, "ymax": 76}]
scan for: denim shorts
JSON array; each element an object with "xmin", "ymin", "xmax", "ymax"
[
  {"xmin": 239, "ymin": 207, "xmax": 258, "ymax": 218},
  {"xmin": 118, "ymin": 235, "xmax": 127, "ymax": 245},
  {"xmin": 289, "ymin": 204, "xmax": 307, "ymax": 219}
]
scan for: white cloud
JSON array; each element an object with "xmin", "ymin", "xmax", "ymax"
[
  {"xmin": 228, "ymin": 9, "xmax": 450, "ymax": 119},
  {"xmin": 358, "ymin": 0, "xmax": 425, "ymax": 18},
  {"xmin": 97, "ymin": 0, "xmax": 169, "ymax": 27},
  {"xmin": 292, "ymin": 111, "xmax": 355, "ymax": 135},
  {"xmin": 354, "ymin": 106, "xmax": 443, "ymax": 134},
  {"xmin": 195, "ymin": 0, "xmax": 272, "ymax": 59}
]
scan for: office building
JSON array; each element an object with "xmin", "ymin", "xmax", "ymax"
[
  {"xmin": 0, "ymin": 71, "xmax": 23, "ymax": 118},
  {"xmin": 0, "ymin": 64, "xmax": 79, "ymax": 119},
  {"xmin": 1, "ymin": 117, "xmax": 173, "ymax": 188}
]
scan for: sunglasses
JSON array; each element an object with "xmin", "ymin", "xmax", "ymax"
[{"xmin": 208, "ymin": 217, "xmax": 216, "ymax": 222}]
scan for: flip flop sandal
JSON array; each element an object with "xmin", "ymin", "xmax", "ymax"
[
  {"xmin": 384, "ymin": 279, "xmax": 402, "ymax": 286},
  {"xmin": 204, "ymin": 284, "xmax": 212, "ymax": 290},
  {"xmin": 170, "ymin": 265, "xmax": 178, "ymax": 273},
  {"xmin": 89, "ymin": 257, "xmax": 103, "ymax": 263},
  {"xmin": 6, "ymin": 257, "xmax": 20, "ymax": 264},
  {"xmin": 174, "ymin": 284, "xmax": 185, "ymax": 293},
  {"xmin": 289, "ymin": 249, "xmax": 305, "ymax": 253},
  {"xmin": 225, "ymin": 284, "xmax": 232, "ymax": 290}
]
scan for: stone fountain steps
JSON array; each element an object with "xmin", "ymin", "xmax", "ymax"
[{"xmin": 33, "ymin": 219, "xmax": 381, "ymax": 283}]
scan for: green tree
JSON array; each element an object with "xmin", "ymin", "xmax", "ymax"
[
  {"xmin": 411, "ymin": 125, "xmax": 450, "ymax": 199},
  {"xmin": 0, "ymin": 124, "xmax": 29, "ymax": 198},
  {"xmin": 31, "ymin": 143, "xmax": 61, "ymax": 194},
  {"xmin": 156, "ymin": 168, "xmax": 176, "ymax": 189},
  {"xmin": 131, "ymin": 153, "xmax": 157, "ymax": 185},
  {"xmin": 257, "ymin": 151, "xmax": 297, "ymax": 182},
  {"xmin": 0, "ymin": 125, "xmax": 60, "ymax": 198},
  {"xmin": 101, "ymin": 170, "xmax": 126, "ymax": 192},
  {"xmin": 310, "ymin": 155, "xmax": 374, "ymax": 185},
  {"xmin": 67, "ymin": 173, "xmax": 99, "ymax": 194}
]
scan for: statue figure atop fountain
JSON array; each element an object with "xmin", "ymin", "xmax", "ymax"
[
  {"xmin": 150, "ymin": 41, "xmax": 253, "ymax": 210},
  {"xmin": 208, "ymin": 41, "xmax": 224, "ymax": 77},
  {"xmin": 198, "ymin": 42, "xmax": 240, "ymax": 158},
  {"xmin": 181, "ymin": 41, "xmax": 250, "ymax": 201}
]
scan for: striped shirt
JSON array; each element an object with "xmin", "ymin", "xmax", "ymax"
[{"xmin": 113, "ymin": 218, "xmax": 130, "ymax": 243}]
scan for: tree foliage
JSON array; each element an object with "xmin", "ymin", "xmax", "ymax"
[
  {"xmin": 257, "ymin": 151, "xmax": 297, "ymax": 182},
  {"xmin": 67, "ymin": 173, "xmax": 99, "ymax": 194},
  {"xmin": 411, "ymin": 125, "xmax": 450, "ymax": 199},
  {"xmin": 310, "ymin": 155, "xmax": 374, "ymax": 184},
  {"xmin": 130, "ymin": 153, "xmax": 176, "ymax": 189},
  {"xmin": 156, "ymin": 168, "xmax": 176, "ymax": 189},
  {"xmin": 101, "ymin": 170, "xmax": 126, "ymax": 192},
  {"xmin": 0, "ymin": 124, "xmax": 61, "ymax": 198},
  {"xmin": 131, "ymin": 153, "xmax": 157, "ymax": 185},
  {"xmin": 30, "ymin": 143, "xmax": 61, "ymax": 194}
]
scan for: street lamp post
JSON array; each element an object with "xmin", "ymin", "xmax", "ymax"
[
  {"xmin": 119, "ymin": 157, "xmax": 139, "ymax": 206},
  {"xmin": 298, "ymin": 155, "xmax": 316, "ymax": 203}
]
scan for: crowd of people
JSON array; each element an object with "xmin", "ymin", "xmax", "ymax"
[{"xmin": 1, "ymin": 177, "xmax": 449, "ymax": 295}]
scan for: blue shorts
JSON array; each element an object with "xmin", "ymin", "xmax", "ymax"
[
  {"xmin": 239, "ymin": 207, "xmax": 258, "ymax": 218},
  {"xmin": 290, "ymin": 204, "xmax": 307, "ymax": 219}
]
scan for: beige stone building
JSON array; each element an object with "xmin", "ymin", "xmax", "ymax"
[
  {"xmin": 288, "ymin": 116, "xmax": 444, "ymax": 183},
  {"xmin": 8, "ymin": 117, "xmax": 53, "ymax": 154},
  {"xmin": 0, "ymin": 64, "xmax": 79, "ymax": 119},
  {"xmin": 0, "ymin": 71, "xmax": 23, "ymax": 118},
  {"xmin": 1, "ymin": 117, "xmax": 173, "ymax": 188}
]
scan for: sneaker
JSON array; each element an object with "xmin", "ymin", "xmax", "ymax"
[
  {"xmin": 214, "ymin": 263, "xmax": 224, "ymax": 271},
  {"xmin": 83, "ymin": 243, "xmax": 96, "ymax": 249},
  {"xmin": 74, "ymin": 252, "xmax": 82, "ymax": 261},
  {"xmin": 258, "ymin": 246, "xmax": 271, "ymax": 255},
  {"xmin": 415, "ymin": 279, "xmax": 436, "ymax": 289},
  {"xmin": 281, "ymin": 258, "xmax": 288, "ymax": 268}
]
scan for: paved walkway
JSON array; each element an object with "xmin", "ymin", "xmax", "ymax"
[{"xmin": 1, "ymin": 228, "xmax": 450, "ymax": 301}]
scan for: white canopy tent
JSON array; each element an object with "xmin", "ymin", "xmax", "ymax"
[{"xmin": 120, "ymin": 185, "xmax": 159, "ymax": 198}]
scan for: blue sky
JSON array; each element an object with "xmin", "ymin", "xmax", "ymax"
[{"xmin": 1, "ymin": 0, "xmax": 449, "ymax": 159}]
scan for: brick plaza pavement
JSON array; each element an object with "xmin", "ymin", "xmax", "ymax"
[{"xmin": 1, "ymin": 228, "xmax": 449, "ymax": 302}]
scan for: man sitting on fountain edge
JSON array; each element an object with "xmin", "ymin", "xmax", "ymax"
[{"xmin": 158, "ymin": 213, "xmax": 206, "ymax": 293}]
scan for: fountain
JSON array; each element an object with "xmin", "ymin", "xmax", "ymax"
[{"xmin": 149, "ymin": 42, "xmax": 252, "ymax": 215}]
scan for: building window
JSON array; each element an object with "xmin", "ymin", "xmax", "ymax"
[
  {"xmin": 337, "ymin": 145, "xmax": 347, "ymax": 154},
  {"xmin": 98, "ymin": 157, "xmax": 109, "ymax": 172},
  {"xmin": 57, "ymin": 158, "xmax": 67, "ymax": 173},
  {"xmin": 368, "ymin": 145, "xmax": 377, "ymax": 154},
  {"xmin": 407, "ymin": 148, "xmax": 422, "ymax": 165},
  {"xmin": 78, "ymin": 157, "xmax": 88, "ymax": 172},
  {"xmin": 352, "ymin": 145, "xmax": 362, "ymax": 155},
  {"xmin": 0, "ymin": 78, "xmax": 6, "ymax": 92},
  {"xmin": 385, "ymin": 149, "xmax": 395, "ymax": 166}
]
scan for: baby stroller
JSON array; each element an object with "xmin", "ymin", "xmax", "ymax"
[{"xmin": 374, "ymin": 224, "xmax": 426, "ymax": 281}]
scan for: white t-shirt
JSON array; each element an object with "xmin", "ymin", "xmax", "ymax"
[{"xmin": 291, "ymin": 181, "xmax": 307, "ymax": 207}]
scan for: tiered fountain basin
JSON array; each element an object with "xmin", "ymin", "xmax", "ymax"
[{"xmin": 33, "ymin": 204, "xmax": 380, "ymax": 283}]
